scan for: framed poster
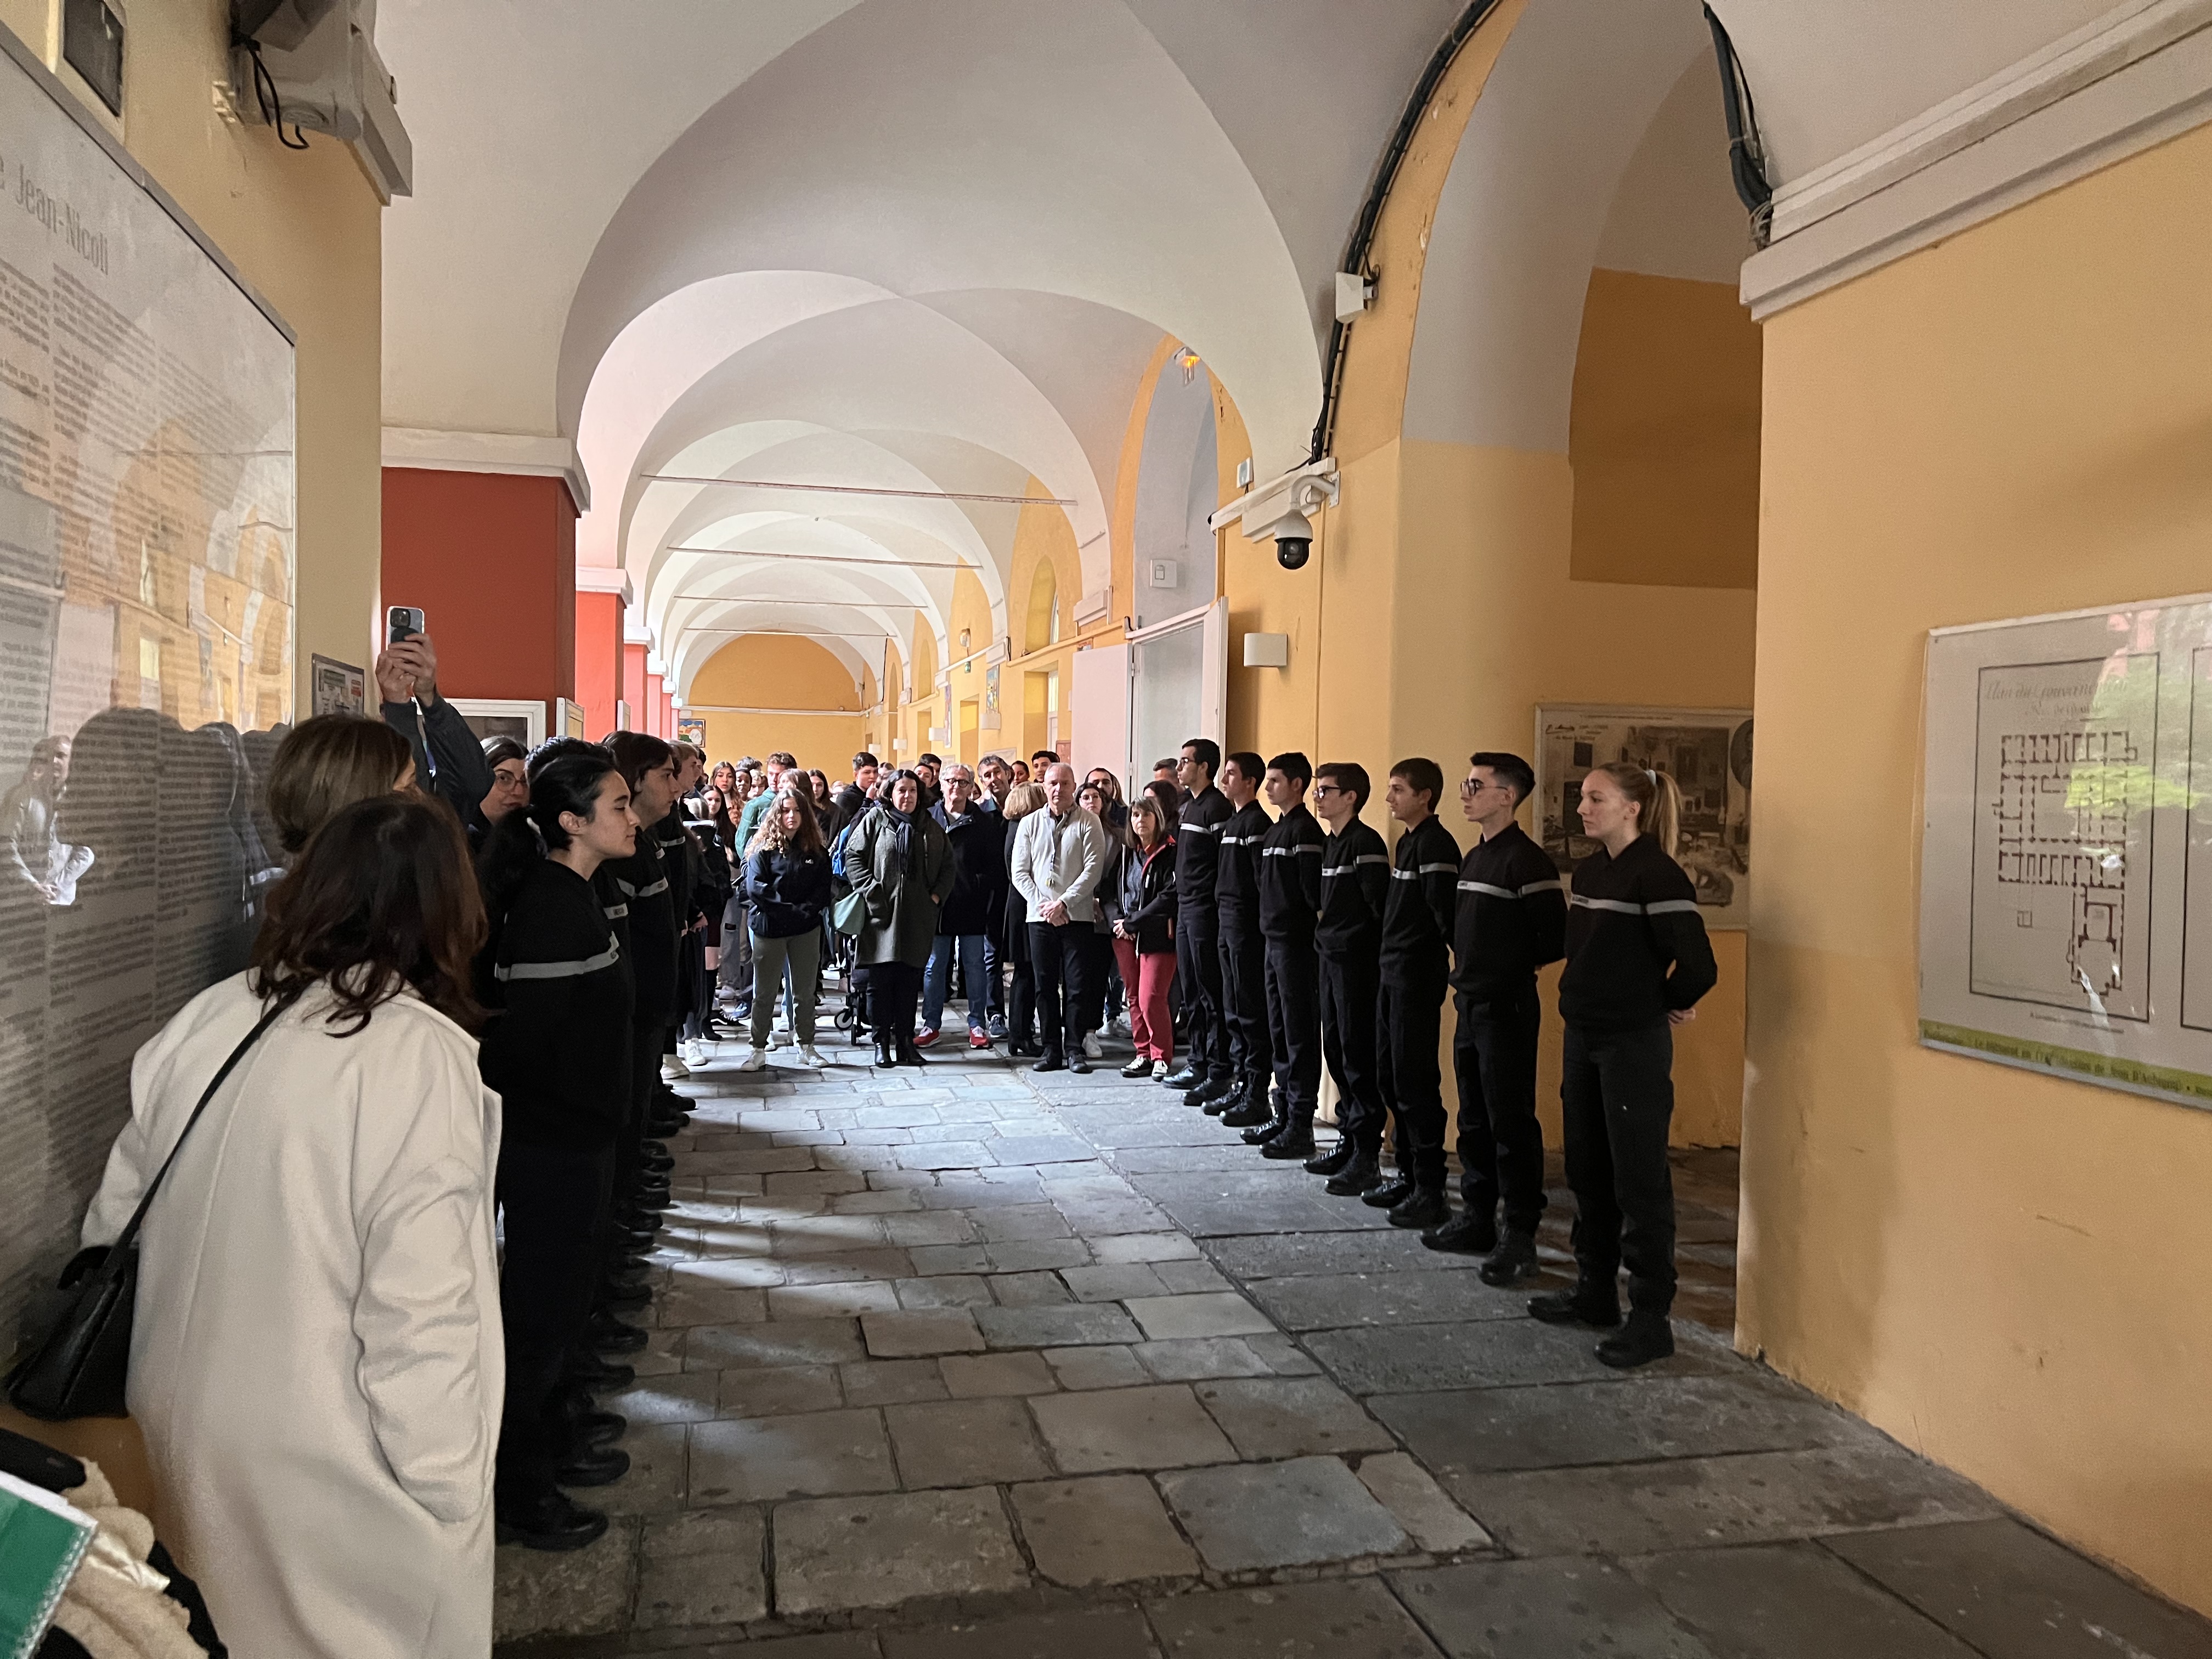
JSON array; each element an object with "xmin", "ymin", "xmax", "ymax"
[
  {"xmin": 1534, "ymin": 704, "xmax": 1752, "ymax": 930},
  {"xmin": 676, "ymin": 716, "xmax": 706, "ymax": 748},
  {"xmin": 449, "ymin": 697, "xmax": 544, "ymax": 748},
  {"xmin": 1920, "ymin": 592, "xmax": 2212, "ymax": 1109},
  {"xmin": 309, "ymin": 654, "xmax": 364, "ymax": 715}
]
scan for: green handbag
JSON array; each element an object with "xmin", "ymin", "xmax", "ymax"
[{"xmin": 832, "ymin": 888, "xmax": 869, "ymax": 936}]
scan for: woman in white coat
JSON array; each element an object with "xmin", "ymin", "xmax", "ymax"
[{"xmin": 82, "ymin": 793, "xmax": 501, "ymax": 1659}]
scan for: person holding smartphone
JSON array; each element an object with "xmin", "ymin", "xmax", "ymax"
[{"xmin": 377, "ymin": 611, "xmax": 491, "ymax": 831}]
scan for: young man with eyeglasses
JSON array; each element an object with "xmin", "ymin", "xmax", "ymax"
[
  {"xmin": 1307, "ymin": 763, "xmax": 1391, "ymax": 1192},
  {"xmin": 1212, "ymin": 752, "xmax": 1275, "ymax": 1126},
  {"xmin": 1250, "ymin": 751, "xmax": 1327, "ymax": 1157},
  {"xmin": 1367, "ymin": 758, "xmax": 1460, "ymax": 1229},
  {"xmin": 1425, "ymin": 752, "xmax": 1566, "ymax": 1281}
]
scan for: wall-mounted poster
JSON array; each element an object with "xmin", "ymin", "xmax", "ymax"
[
  {"xmin": 676, "ymin": 716, "xmax": 706, "ymax": 748},
  {"xmin": 1534, "ymin": 704, "xmax": 1752, "ymax": 930},
  {"xmin": 1921, "ymin": 593, "xmax": 2212, "ymax": 1110},
  {"xmin": 309, "ymin": 654, "xmax": 363, "ymax": 715}
]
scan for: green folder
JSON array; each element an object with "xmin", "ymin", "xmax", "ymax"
[{"xmin": 0, "ymin": 1470, "xmax": 95, "ymax": 1659}]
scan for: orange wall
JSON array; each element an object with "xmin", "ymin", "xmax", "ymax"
[
  {"xmin": 381, "ymin": 468, "xmax": 577, "ymax": 711},
  {"xmin": 690, "ymin": 632, "xmax": 867, "ymax": 766},
  {"xmin": 575, "ymin": 590, "xmax": 623, "ymax": 738},
  {"xmin": 622, "ymin": 643, "xmax": 648, "ymax": 731}
]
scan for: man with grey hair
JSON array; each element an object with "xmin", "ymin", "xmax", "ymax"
[
  {"xmin": 921, "ymin": 763, "xmax": 1005, "ymax": 1048},
  {"xmin": 1009, "ymin": 762, "xmax": 1108, "ymax": 1072}
]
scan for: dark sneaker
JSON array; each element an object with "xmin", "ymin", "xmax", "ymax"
[
  {"xmin": 1387, "ymin": 1187, "xmax": 1451, "ymax": 1229},
  {"xmin": 1478, "ymin": 1232, "xmax": 1542, "ymax": 1286},
  {"xmin": 554, "ymin": 1446, "xmax": 631, "ymax": 1488},
  {"xmin": 1120, "ymin": 1055, "xmax": 1153, "ymax": 1077},
  {"xmin": 1420, "ymin": 1210, "xmax": 1498, "ymax": 1255},
  {"xmin": 1324, "ymin": 1152, "xmax": 1384, "ymax": 1196},
  {"xmin": 1596, "ymin": 1310, "xmax": 1675, "ymax": 1369},
  {"xmin": 1361, "ymin": 1174, "xmax": 1416, "ymax": 1210},
  {"xmin": 1528, "ymin": 1284, "xmax": 1622, "ymax": 1329},
  {"xmin": 496, "ymin": 1489, "xmax": 609, "ymax": 1552}
]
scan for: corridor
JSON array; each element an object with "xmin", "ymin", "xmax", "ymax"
[{"xmin": 495, "ymin": 1032, "xmax": 2211, "ymax": 1658}]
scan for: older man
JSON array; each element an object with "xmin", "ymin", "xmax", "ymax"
[
  {"xmin": 921, "ymin": 764, "xmax": 1005, "ymax": 1048},
  {"xmin": 1009, "ymin": 762, "xmax": 1108, "ymax": 1073}
]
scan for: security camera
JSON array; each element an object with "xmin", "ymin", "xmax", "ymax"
[{"xmin": 1259, "ymin": 508, "xmax": 1313, "ymax": 571}]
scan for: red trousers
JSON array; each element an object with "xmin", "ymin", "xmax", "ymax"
[{"xmin": 1114, "ymin": 936, "xmax": 1176, "ymax": 1062}]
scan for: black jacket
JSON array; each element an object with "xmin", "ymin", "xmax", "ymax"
[
  {"xmin": 1105, "ymin": 837, "xmax": 1178, "ymax": 953},
  {"xmin": 605, "ymin": 829, "xmax": 678, "ymax": 1024},
  {"xmin": 1449, "ymin": 821, "xmax": 1567, "ymax": 1000},
  {"xmin": 1379, "ymin": 814, "xmax": 1460, "ymax": 987},
  {"xmin": 832, "ymin": 781, "xmax": 870, "ymax": 826},
  {"xmin": 1258, "ymin": 804, "xmax": 1325, "ymax": 944},
  {"xmin": 934, "ymin": 802, "xmax": 1006, "ymax": 935},
  {"xmin": 741, "ymin": 848, "xmax": 832, "ymax": 938},
  {"xmin": 478, "ymin": 859, "xmax": 631, "ymax": 1149},
  {"xmin": 1175, "ymin": 784, "xmax": 1232, "ymax": 910},
  {"xmin": 1316, "ymin": 819, "xmax": 1390, "ymax": 962},
  {"xmin": 1559, "ymin": 834, "xmax": 1718, "ymax": 1032},
  {"xmin": 380, "ymin": 695, "xmax": 490, "ymax": 834},
  {"xmin": 1216, "ymin": 798, "xmax": 1270, "ymax": 930}
]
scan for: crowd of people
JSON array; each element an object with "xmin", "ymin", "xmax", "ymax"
[{"xmin": 32, "ymin": 627, "xmax": 1713, "ymax": 1657}]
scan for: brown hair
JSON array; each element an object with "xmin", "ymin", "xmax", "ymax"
[
  {"xmin": 1587, "ymin": 761, "xmax": 1683, "ymax": 857},
  {"xmin": 268, "ymin": 714, "xmax": 414, "ymax": 855},
  {"xmin": 1003, "ymin": 782, "xmax": 1046, "ymax": 820},
  {"xmin": 748, "ymin": 779, "xmax": 827, "ymax": 860},
  {"xmin": 251, "ymin": 793, "xmax": 486, "ymax": 1035},
  {"xmin": 1129, "ymin": 789, "xmax": 1172, "ymax": 850}
]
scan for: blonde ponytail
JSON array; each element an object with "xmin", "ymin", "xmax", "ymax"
[{"xmin": 1590, "ymin": 761, "xmax": 1681, "ymax": 858}]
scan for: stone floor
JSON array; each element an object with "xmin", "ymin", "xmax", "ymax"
[{"xmin": 495, "ymin": 1000, "xmax": 2212, "ymax": 1659}]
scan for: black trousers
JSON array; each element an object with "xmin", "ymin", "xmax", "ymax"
[
  {"xmin": 1319, "ymin": 951, "xmax": 1385, "ymax": 1151},
  {"xmin": 1176, "ymin": 906, "xmax": 1229, "ymax": 1082},
  {"xmin": 610, "ymin": 1023, "xmax": 658, "ymax": 1242},
  {"xmin": 1375, "ymin": 976, "xmax": 1448, "ymax": 1188},
  {"xmin": 1453, "ymin": 984, "xmax": 1547, "ymax": 1234},
  {"xmin": 981, "ymin": 917, "xmax": 1006, "ymax": 1017},
  {"xmin": 1029, "ymin": 920, "xmax": 1094, "ymax": 1058},
  {"xmin": 1264, "ymin": 935, "xmax": 1321, "ymax": 1110},
  {"xmin": 1560, "ymin": 1017, "xmax": 1677, "ymax": 1314},
  {"xmin": 1219, "ymin": 919, "xmax": 1272, "ymax": 1086},
  {"xmin": 862, "ymin": 960, "xmax": 921, "ymax": 1042},
  {"xmin": 497, "ymin": 1138, "xmax": 614, "ymax": 1504}
]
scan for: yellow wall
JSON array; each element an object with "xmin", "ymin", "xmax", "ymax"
[
  {"xmin": 1743, "ymin": 123, "xmax": 2212, "ymax": 1616},
  {"xmin": 1570, "ymin": 268, "xmax": 1761, "ymax": 588},
  {"xmin": 689, "ymin": 633, "xmax": 865, "ymax": 770}
]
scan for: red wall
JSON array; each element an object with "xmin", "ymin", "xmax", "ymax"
[
  {"xmin": 575, "ymin": 590, "xmax": 623, "ymax": 739},
  {"xmin": 622, "ymin": 643, "xmax": 648, "ymax": 731},
  {"xmin": 381, "ymin": 469, "xmax": 578, "ymax": 713}
]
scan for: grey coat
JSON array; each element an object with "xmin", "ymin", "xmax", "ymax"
[{"xmin": 844, "ymin": 803, "xmax": 957, "ymax": 967}]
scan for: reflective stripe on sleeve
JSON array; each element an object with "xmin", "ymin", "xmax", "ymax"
[
  {"xmin": 1356, "ymin": 854, "xmax": 1388, "ymax": 866},
  {"xmin": 602, "ymin": 902, "xmax": 629, "ymax": 919},
  {"xmin": 1457, "ymin": 881, "xmax": 1520, "ymax": 899},
  {"xmin": 1418, "ymin": 862, "xmax": 1457, "ymax": 875},
  {"xmin": 1645, "ymin": 899, "xmax": 1702, "ymax": 915},
  {"xmin": 1571, "ymin": 895, "xmax": 1647, "ymax": 915},
  {"xmin": 1180, "ymin": 820, "xmax": 1221, "ymax": 835},
  {"xmin": 1520, "ymin": 878, "xmax": 1565, "ymax": 895},
  {"xmin": 496, "ymin": 941, "xmax": 622, "ymax": 981}
]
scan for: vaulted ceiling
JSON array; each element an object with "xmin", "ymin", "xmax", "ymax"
[{"xmin": 380, "ymin": 0, "xmax": 2136, "ymax": 697}]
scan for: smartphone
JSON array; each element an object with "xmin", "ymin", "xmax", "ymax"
[{"xmin": 387, "ymin": 606, "xmax": 425, "ymax": 646}]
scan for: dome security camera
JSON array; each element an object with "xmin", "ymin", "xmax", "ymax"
[{"xmin": 1260, "ymin": 507, "xmax": 1313, "ymax": 571}]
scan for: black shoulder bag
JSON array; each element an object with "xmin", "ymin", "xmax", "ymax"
[{"xmin": 6, "ymin": 1001, "xmax": 286, "ymax": 1421}]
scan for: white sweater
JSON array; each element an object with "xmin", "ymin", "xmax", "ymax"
[{"xmin": 1010, "ymin": 804, "xmax": 1110, "ymax": 923}]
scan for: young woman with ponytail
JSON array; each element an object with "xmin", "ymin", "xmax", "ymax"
[
  {"xmin": 474, "ymin": 742, "xmax": 640, "ymax": 1551},
  {"xmin": 1528, "ymin": 761, "xmax": 1718, "ymax": 1370}
]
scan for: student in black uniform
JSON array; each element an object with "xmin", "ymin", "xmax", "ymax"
[
  {"xmin": 476, "ymin": 742, "xmax": 639, "ymax": 1551},
  {"xmin": 1366, "ymin": 758, "xmax": 1459, "ymax": 1229},
  {"xmin": 1247, "ymin": 752, "xmax": 1325, "ymax": 1155},
  {"xmin": 1164, "ymin": 737, "xmax": 1233, "ymax": 1103},
  {"xmin": 603, "ymin": 734, "xmax": 682, "ymax": 1295},
  {"xmin": 1530, "ymin": 761, "xmax": 1717, "ymax": 1368},
  {"xmin": 1306, "ymin": 763, "xmax": 1392, "ymax": 1190},
  {"xmin": 1424, "ymin": 752, "xmax": 1566, "ymax": 1278},
  {"xmin": 1212, "ymin": 752, "xmax": 1274, "ymax": 1125}
]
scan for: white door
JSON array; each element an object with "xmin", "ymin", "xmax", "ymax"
[{"xmin": 1070, "ymin": 640, "xmax": 1132, "ymax": 784}]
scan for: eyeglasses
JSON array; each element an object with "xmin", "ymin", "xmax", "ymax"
[
  {"xmin": 1312, "ymin": 784, "xmax": 1344, "ymax": 798},
  {"xmin": 1460, "ymin": 778, "xmax": 1499, "ymax": 795}
]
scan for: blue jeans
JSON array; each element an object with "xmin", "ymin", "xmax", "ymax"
[{"xmin": 923, "ymin": 933, "xmax": 990, "ymax": 1033}]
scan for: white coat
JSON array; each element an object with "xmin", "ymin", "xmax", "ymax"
[
  {"xmin": 83, "ymin": 970, "xmax": 502, "ymax": 1659},
  {"xmin": 1009, "ymin": 804, "xmax": 1109, "ymax": 923}
]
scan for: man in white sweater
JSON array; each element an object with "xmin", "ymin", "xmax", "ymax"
[{"xmin": 1010, "ymin": 762, "xmax": 1109, "ymax": 1072}]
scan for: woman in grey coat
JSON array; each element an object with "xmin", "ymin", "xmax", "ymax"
[{"xmin": 844, "ymin": 769, "xmax": 956, "ymax": 1066}]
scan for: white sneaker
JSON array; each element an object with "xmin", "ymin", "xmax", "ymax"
[
  {"xmin": 680, "ymin": 1038, "xmax": 708, "ymax": 1068},
  {"xmin": 737, "ymin": 1046, "xmax": 769, "ymax": 1073},
  {"xmin": 1150, "ymin": 1059, "xmax": 1169, "ymax": 1080},
  {"xmin": 1081, "ymin": 1031, "xmax": 1103, "ymax": 1060},
  {"xmin": 798, "ymin": 1045, "xmax": 828, "ymax": 1068},
  {"xmin": 766, "ymin": 1030, "xmax": 789, "ymax": 1051},
  {"xmin": 661, "ymin": 1054, "xmax": 690, "ymax": 1080}
]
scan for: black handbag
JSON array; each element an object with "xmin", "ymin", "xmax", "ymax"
[{"xmin": 6, "ymin": 1002, "xmax": 285, "ymax": 1421}]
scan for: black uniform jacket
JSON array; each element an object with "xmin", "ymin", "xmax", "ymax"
[
  {"xmin": 1215, "ymin": 798, "xmax": 1271, "ymax": 931},
  {"xmin": 607, "ymin": 826, "xmax": 679, "ymax": 1025},
  {"xmin": 1316, "ymin": 819, "xmax": 1390, "ymax": 962},
  {"xmin": 1379, "ymin": 814, "xmax": 1461, "ymax": 988},
  {"xmin": 479, "ymin": 859, "xmax": 633, "ymax": 1149},
  {"xmin": 1258, "ymin": 803, "xmax": 1325, "ymax": 945},
  {"xmin": 1449, "ymin": 820, "xmax": 1566, "ymax": 1000},
  {"xmin": 1559, "ymin": 834, "xmax": 1718, "ymax": 1032},
  {"xmin": 1175, "ymin": 785, "xmax": 1232, "ymax": 910}
]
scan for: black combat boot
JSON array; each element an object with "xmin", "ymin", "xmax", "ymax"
[
  {"xmin": 1595, "ymin": 1309, "xmax": 1674, "ymax": 1369},
  {"xmin": 1221, "ymin": 1080, "xmax": 1274, "ymax": 1128},
  {"xmin": 1323, "ymin": 1148, "xmax": 1383, "ymax": 1195},
  {"xmin": 1305, "ymin": 1138, "xmax": 1356, "ymax": 1176},
  {"xmin": 1260, "ymin": 1108, "xmax": 1317, "ymax": 1160},
  {"xmin": 1421, "ymin": 1207, "xmax": 1497, "ymax": 1256},
  {"xmin": 1528, "ymin": 1278, "xmax": 1622, "ymax": 1329},
  {"xmin": 1478, "ymin": 1231, "xmax": 1541, "ymax": 1286}
]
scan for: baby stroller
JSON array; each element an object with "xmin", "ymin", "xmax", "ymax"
[{"xmin": 828, "ymin": 814, "xmax": 868, "ymax": 1042}]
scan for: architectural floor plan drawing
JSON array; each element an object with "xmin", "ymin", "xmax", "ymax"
[{"xmin": 1969, "ymin": 655, "xmax": 2156, "ymax": 1020}]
